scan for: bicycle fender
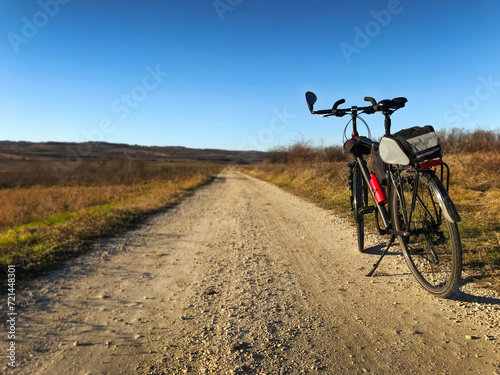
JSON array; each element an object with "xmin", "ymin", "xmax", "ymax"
[{"xmin": 424, "ymin": 172, "xmax": 461, "ymax": 223}]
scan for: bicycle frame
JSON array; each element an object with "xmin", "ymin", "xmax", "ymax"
[
  {"xmin": 353, "ymin": 155, "xmax": 391, "ymax": 229},
  {"xmin": 346, "ymin": 109, "xmax": 458, "ymax": 237}
]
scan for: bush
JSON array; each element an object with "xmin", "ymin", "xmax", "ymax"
[
  {"xmin": 267, "ymin": 142, "xmax": 348, "ymax": 164},
  {"xmin": 439, "ymin": 127, "xmax": 500, "ymax": 154}
]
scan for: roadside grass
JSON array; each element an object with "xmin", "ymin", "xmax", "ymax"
[
  {"xmin": 445, "ymin": 152, "xmax": 500, "ymax": 285},
  {"xmin": 241, "ymin": 151, "xmax": 500, "ymax": 293},
  {"xmin": 0, "ymin": 162, "xmax": 221, "ymax": 278}
]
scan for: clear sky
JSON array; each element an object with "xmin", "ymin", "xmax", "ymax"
[{"xmin": 1, "ymin": 0, "xmax": 499, "ymax": 151}]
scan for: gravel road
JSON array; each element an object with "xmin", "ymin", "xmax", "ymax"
[{"xmin": 6, "ymin": 169, "xmax": 500, "ymax": 374}]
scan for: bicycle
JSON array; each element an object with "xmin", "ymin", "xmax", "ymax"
[{"xmin": 305, "ymin": 92, "xmax": 462, "ymax": 298}]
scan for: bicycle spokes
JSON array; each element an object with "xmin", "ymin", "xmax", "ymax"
[{"xmin": 393, "ymin": 171, "xmax": 461, "ymax": 297}]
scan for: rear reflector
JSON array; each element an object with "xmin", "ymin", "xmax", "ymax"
[{"xmin": 419, "ymin": 160, "xmax": 443, "ymax": 168}]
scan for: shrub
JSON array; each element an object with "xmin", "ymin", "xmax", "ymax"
[
  {"xmin": 267, "ymin": 142, "xmax": 348, "ymax": 164},
  {"xmin": 439, "ymin": 127, "xmax": 500, "ymax": 154}
]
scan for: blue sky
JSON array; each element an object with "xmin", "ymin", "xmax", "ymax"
[{"xmin": 1, "ymin": 1, "xmax": 499, "ymax": 151}]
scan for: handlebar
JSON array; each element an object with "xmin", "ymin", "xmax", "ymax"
[
  {"xmin": 313, "ymin": 104, "xmax": 377, "ymax": 117},
  {"xmin": 305, "ymin": 92, "xmax": 407, "ymax": 118}
]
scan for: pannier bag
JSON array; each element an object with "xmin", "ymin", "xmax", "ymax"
[{"xmin": 379, "ymin": 125, "xmax": 441, "ymax": 166}]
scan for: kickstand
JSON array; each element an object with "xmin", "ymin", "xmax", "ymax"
[{"xmin": 366, "ymin": 235, "xmax": 396, "ymax": 277}]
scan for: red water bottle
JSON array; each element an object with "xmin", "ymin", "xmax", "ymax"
[{"xmin": 369, "ymin": 173, "xmax": 387, "ymax": 205}]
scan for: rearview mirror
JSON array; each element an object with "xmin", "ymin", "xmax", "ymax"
[{"xmin": 305, "ymin": 91, "xmax": 317, "ymax": 113}]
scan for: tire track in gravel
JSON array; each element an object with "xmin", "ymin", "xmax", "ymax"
[{"xmin": 6, "ymin": 169, "xmax": 500, "ymax": 374}]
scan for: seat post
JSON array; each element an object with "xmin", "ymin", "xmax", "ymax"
[{"xmin": 384, "ymin": 114, "xmax": 392, "ymax": 136}]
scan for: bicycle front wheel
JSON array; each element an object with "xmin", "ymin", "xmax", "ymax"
[{"xmin": 391, "ymin": 170, "xmax": 462, "ymax": 298}]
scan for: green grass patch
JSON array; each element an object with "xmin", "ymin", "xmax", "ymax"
[{"xmin": 0, "ymin": 166, "xmax": 221, "ymax": 282}]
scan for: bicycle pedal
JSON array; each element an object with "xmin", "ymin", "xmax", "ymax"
[
  {"xmin": 432, "ymin": 232, "xmax": 448, "ymax": 245},
  {"xmin": 360, "ymin": 206, "xmax": 375, "ymax": 214},
  {"xmin": 432, "ymin": 238, "xmax": 448, "ymax": 246},
  {"xmin": 410, "ymin": 248, "xmax": 425, "ymax": 254}
]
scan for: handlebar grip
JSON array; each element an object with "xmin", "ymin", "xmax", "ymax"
[
  {"xmin": 314, "ymin": 109, "xmax": 335, "ymax": 115},
  {"xmin": 364, "ymin": 96, "xmax": 377, "ymax": 106},
  {"xmin": 333, "ymin": 99, "xmax": 345, "ymax": 110}
]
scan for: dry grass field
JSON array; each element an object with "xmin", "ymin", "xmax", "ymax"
[
  {"xmin": 0, "ymin": 160, "xmax": 221, "ymax": 276},
  {"xmin": 242, "ymin": 128, "xmax": 500, "ymax": 292}
]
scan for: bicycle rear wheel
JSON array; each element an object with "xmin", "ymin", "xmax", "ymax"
[
  {"xmin": 391, "ymin": 170, "xmax": 462, "ymax": 298},
  {"xmin": 353, "ymin": 169, "xmax": 365, "ymax": 253}
]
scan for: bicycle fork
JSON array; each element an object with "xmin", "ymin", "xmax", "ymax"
[{"xmin": 347, "ymin": 162, "xmax": 354, "ymax": 210}]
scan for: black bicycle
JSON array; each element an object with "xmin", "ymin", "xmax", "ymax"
[{"xmin": 305, "ymin": 92, "xmax": 462, "ymax": 298}]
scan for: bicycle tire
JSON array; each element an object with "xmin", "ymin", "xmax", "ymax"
[
  {"xmin": 353, "ymin": 169, "xmax": 365, "ymax": 253},
  {"xmin": 391, "ymin": 170, "xmax": 462, "ymax": 298}
]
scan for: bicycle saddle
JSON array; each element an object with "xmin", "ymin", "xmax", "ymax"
[{"xmin": 378, "ymin": 97, "xmax": 408, "ymax": 109}]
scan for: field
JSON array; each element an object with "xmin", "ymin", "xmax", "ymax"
[
  {"xmin": 0, "ymin": 159, "xmax": 222, "ymax": 278},
  {"xmin": 241, "ymin": 128, "xmax": 500, "ymax": 292}
]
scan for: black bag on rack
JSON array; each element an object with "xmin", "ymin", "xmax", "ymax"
[
  {"xmin": 343, "ymin": 136, "xmax": 371, "ymax": 157},
  {"xmin": 379, "ymin": 125, "xmax": 441, "ymax": 166}
]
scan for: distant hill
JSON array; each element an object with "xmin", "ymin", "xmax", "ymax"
[{"xmin": 0, "ymin": 141, "xmax": 267, "ymax": 164}]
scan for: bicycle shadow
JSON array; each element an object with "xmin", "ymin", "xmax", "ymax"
[
  {"xmin": 451, "ymin": 278, "xmax": 500, "ymax": 305},
  {"xmin": 361, "ymin": 242, "xmax": 500, "ymax": 306},
  {"xmin": 363, "ymin": 243, "xmax": 400, "ymax": 256},
  {"xmin": 365, "ymin": 246, "xmax": 500, "ymax": 305}
]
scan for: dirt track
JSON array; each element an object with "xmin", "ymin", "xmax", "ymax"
[{"xmin": 6, "ymin": 169, "xmax": 500, "ymax": 374}]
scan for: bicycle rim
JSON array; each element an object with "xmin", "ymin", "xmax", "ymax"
[
  {"xmin": 353, "ymin": 170, "xmax": 365, "ymax": 253},
  {"xmin": 392, "ymin": 171, "xmax": 462, "ymax": 298}
]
